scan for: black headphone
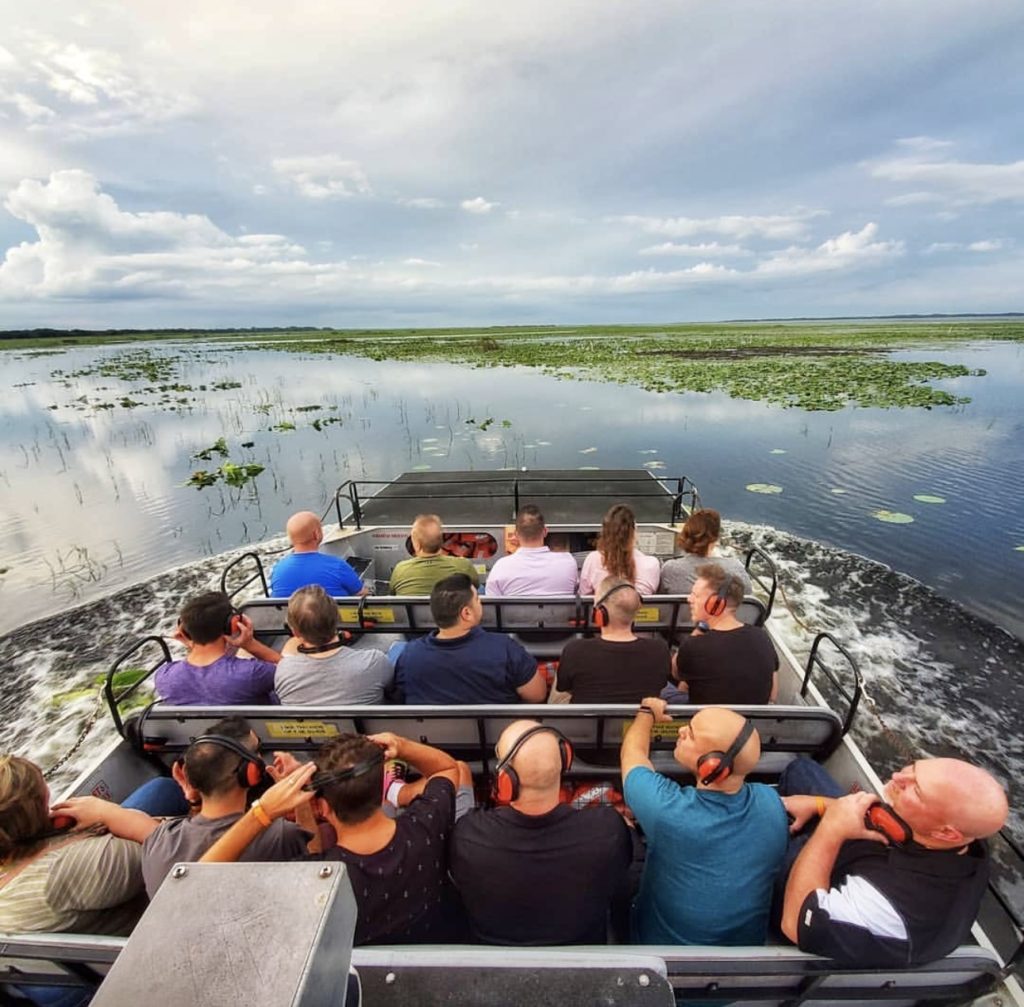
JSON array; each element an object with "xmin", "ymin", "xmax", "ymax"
[
  {"xmin": 704, "ymin": 576, "xmax": 735, "ymax": 618},
  {"xmin": 492, "ymin": 725, "xmax": 574, "ymax": 804},
  {"xmin": 190, "ymin": 734, "xmax": 268, "ymax": 789},
  {"xmin": 308, "ymin": 748, "xmax": 385, "ymax": 795},
  {"xmin": 592, "ymin": 583, "xmax": 639, "ymax": 628},
  {"xmin": 696, "ymin": 719, "xmax": 755, "ymax": 786}
]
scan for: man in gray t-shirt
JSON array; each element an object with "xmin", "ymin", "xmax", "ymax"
[{"xmin": 141, "ymin": 717, "xmax": 310, "ymax": 898}]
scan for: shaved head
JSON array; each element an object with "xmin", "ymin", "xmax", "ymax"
[
  {"xmin": 683, "ymin": 708, "xmax": 760, "ymax": 780},
  {"xmin": 287, "ymin": 511, "xmax": 323, "ymax": 550},
  {"xmin": 497, "ymin": 720, "xmax": 563, "ymax": 794},
  {"xmin": 411, "ymin": 514, "xmax": 444, "ymax": 554}
]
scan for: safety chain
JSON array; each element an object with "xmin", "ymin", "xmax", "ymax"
[{"xmin": 43, "ymin": 687, "xmax": 107, "ymax": 780}]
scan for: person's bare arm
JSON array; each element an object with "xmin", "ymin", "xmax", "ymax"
[
  {"xmin": 781, "ymin": 792, "xmax": 885, "ymax": 942},
  {"xmin": 620, "ymin": 696, "xmax": 671, "ymax": 777},
  {"xmin": 227, "ymin": 614, "xmax": 281, "ymax": 665},
  {"xmin": 770, "ymin": 670, "xmax": 779, "ymax": 703},
  {"xmin": 368, "ymin": 733, "xmax": 456, "ymax": 778},
  {"xmin": 50, "ymin": 797, "xmax": 160, "ymax": 844},
  {"xmin": 516, "ymin": 669, "xmax": 549, "ymax": 703}
]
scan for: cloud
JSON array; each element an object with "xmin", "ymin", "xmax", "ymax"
[
  {"xmin": 271, "ymin": 155, "xmax": 372, "ymax": 199},
  {"xmin": 1, "ymin": 92, "xmax": 56, "ymax": 124},
  {"xmin": 398, "ymin": 197, "xmax": 444, "ymax": 209},
  {"xmin": 461, "ymin": 196, "xmax": 498, "ymax": 214},
  {"xmin": 403, "ymin": 257, "xmax": 441, "ymax": 267},
  {"xmin": 638, "ymin": 241, "xmax": 749, "ymax": 257},
  {"xmin": 754, "ymin": 223, "xmax": 904, "ymax": 276},
  {"xmin": 870, "ymin": 140, "xmax": 1024, "ymax": 206},
  {"xmin": 611, "ymin": 210, "xmax": 826, "ymax": 241},
  {"xmin": 924, "ymin": 242, "xmax": 961, "ymax": 254}
]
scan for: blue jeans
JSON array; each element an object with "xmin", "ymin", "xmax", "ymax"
[
  {"xmin": 777, "ymin": 757, "xmax": 844, "ymax": 799},
  {"xmin": 121, "ymin": 776, "xmax": 190, "ymax": 817}
]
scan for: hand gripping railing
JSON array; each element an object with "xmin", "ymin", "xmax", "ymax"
[
  {"xmin": 744, "ymin": 545, "xmax": 778, "ymax": 620},
  {"xmin": 104, "ymin": 636, "xmax": 171, "ymax": 738},
  {"xmin": 800, "ymin": 632, "xmax": 863, "ymax": 739},
  {"xmin": 220, "ymin": 550, "xmax": 269, "ymax": 602}
]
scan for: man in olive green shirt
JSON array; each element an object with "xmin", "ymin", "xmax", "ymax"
[{"xmin": 388, "ymin": 514, "xmax": 480, "ymax": 595}]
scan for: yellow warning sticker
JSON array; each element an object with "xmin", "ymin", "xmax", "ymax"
[
  {"xmin": 265, "ymin": 721, "xmax": 341, "ymax": 740},
  {"xmin": 338, "ymin": 607, "xmax": 396, "ymax": 624},
  {"xmin": 633, "ymin": 606, "xmax": 662, "ymax": 624},
  {"xmin": 619, "ymin": 719, "xmax": 685, "ymax": 740}
]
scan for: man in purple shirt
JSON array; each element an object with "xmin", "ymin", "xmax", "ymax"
[
  {"xmin": 485, "ymin": 505, "xmax": 579, "ymax": 596},
  {"xmin": 156, "ymin": 591, "xmax": 281, "ymax": 705}
]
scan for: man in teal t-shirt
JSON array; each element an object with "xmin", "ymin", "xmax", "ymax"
[{"xmin": 621, "ymin": 700, "xmax": 788, "ymax": 945}]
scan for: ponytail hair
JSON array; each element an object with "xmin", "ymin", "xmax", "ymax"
[
  {"xmin": 597, "ymin": 504, "xmax": 637, "ymax": 583},
  {"xmin": 0, "ymin": 756, "xmax": 51, "ymax": 861},
  {"xmin": 678, "ymin": 509, "xmax": 721, "ymax": 557}
]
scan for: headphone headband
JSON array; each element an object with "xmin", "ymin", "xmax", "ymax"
[
  {"xmin": 495, "ymin": 725, "xmax": 571, "ymax": 773},
  {"xmin": 190, "ymin": 733, "xmax": 266, "ymax": 790},
  {"xmin": 593, "ymin": 582, "xmax": 640, "ymax": 610},
  {"xmin": 697, "ymin": 719, "xmax": 755, "ymax": 786},
  {"xmin": 308, "ymin": 748, "xmax": 385, "ymax": 792}
]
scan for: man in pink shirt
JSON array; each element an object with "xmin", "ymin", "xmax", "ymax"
[{"xmin": 485, "ymin": 505, "xmax": 579, "ymax": 596}]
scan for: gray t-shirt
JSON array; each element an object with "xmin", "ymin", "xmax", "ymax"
[
  {"xmin": 142, "ymin": 813, "xmax": 308, "ymax": 898},
  {"xmin": 659, "ymin": 554, "xmax": 752, "ymax": 595},
  {"xmin": 274, "ymin": 647, "xmax": 393, "ymax": 705}
]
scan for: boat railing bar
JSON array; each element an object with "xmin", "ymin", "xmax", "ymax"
[
  {"xmin": 800, "ymin": 632, "xmax": 863, "ymax": 740},
  {"xmin": 744, "ymin": 545, "xmax": 779, "ymax": 620},
  {"xmin": 104, "ymin": 635, "xmax": 171, "ymax": 738},
  {"xmin": 219, "ymin": 550, "xmax": 269, "ymax": 602}
]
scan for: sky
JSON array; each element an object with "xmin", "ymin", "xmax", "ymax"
[{"xmin": 0, "ymin": 0, "xmax": 1022, "ymax": 328}]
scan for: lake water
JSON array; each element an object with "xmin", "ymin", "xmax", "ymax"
[{"xmin": 1, "ymin": 338, "xmax": 1022, "ymax": 844}]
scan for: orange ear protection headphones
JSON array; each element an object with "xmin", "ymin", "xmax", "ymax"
[
  {"xmin": 704, "ymin": 576, "xmax": 735, "ymax": 618},
  {"xmin": 696, "ymin": 719, "xmax": 755, "ymax": 786},
  {"xmin": 307, "ymin": 748, "xmax": 385, "ymax": 795},
  {"xmin": 592, "ymin": 583, "xmax": 639, "ymax": 628},
  {"xmin": 864, "ymin": 801, "xmax": 914, "ymax": 847},
  {"xmin": 493, "ymin": 725, "xmax": 574, "ymax": 804},
  {"xmin": 190, "ymin": 734, "xmax": 268, "ymax": 789}
]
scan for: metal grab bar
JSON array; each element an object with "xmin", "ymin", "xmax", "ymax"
[
  {"xmin": 220, "ymin": 550, "xmax": 269, "ymax": 601},
  {"xmin": 744, "ymin": 545, "xmax": 779, "ymax": 620},
  {"xmin": 104, "ymin": 635, "xmax": 171, "ymax": 738},
  {"xmin": 801, "ymin": 631, "xmax": 863, "ymax": 739}
]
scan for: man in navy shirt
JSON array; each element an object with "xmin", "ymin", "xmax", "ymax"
[
  {"xmin": 269, "ymin": 511, "xmax": 369, "ymax": 598},
  {"xmin": 394, "ymin": 574, "xmax": 548, "ymax": 704}
]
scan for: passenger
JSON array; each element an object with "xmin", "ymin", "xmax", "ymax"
[
  {"xmin": 779, "ymin": 757, "xmax": 1008, "ymax": 967},
  {"xmin": 388, "ymin": 514, "xmax": 480, "ymax": 595},
  {"xmin": 672, "ymin": 563, "xmax": 778, "ymax": 704},
  {"xmin": 0, "ymin": 755, "xmax": 146, "ymax": 935},
  {"xmin": 155, "ymin": 591, "xmax": 280, "ymax": 705},
  {"xmin": 269, "ymin": 511, "xmax": 369, "ymax": 598},
  {"xmin": 201, "ymin": 733, "xmax": 474, "ymax": 945},
  {"xmin": 555, "ymin": 578, "xmax": 672, "ymax": 703},
  {"xmin": 579, "ymin": 503, "xmax": 661, "ymax": 596},
  {"xmin": 393, "ymin": 574, "xmax": 548, "ymax": 704},
  {"xmin": 659, "ymin": 508, "xmax": 752, "ymax": 595},
  {"xmin": 450, "ymin": 720, "xmax": 632, "ymax": 945},
  {"xmin": 140, "ymin": 718, "xmax": 310, "ymax": 898},
  {"xmin": 485, "ymin": 505, "xmax": 579, "ymax": 596},
  {"xmin": 621, "ymin": 701, "xmax": 788, "ymax": 945},
  {"xmin": 275, "ymin": 586, "xmax": 393, "ymax": 704}
]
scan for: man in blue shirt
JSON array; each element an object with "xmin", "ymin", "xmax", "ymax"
[
  {"xmin": 620, "ymin": 699, "xmax": 788, "ymax": 945},
  {"xmin": 395, "ymin": 574, "xmax": 548, "ymax": 704},
  {"xmin": 269, "ymin": 511, "xmax": 369, "ymax": 598}
]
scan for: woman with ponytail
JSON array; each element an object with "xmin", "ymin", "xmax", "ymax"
[
  {"xmin": 659, "ymin": 509, "xmax": 751, "ymax": 595},
  {"xmin": 579, "ymin": 504, "xmax": 661, "ymax": 596}
]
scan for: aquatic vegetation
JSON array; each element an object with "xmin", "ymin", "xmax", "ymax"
[
  {"xmin": 194, "ymin": 437, "xmax": 229, "ymax": 461},
  {"xmin": 272, "ymin": 421, "xmax": 296, "ymax": 431},
  {"xmin": 187, "ymin": 470, "xmax": 219, "ymax": 489},
  {"xmin": 220, "ymin": 462, "xmax": 265, "ymax": 488},
  {"xmin": 873, "ymin": 510, "xmax": 915, "ymax": 524},
  {"xmin": 746, "ymin": 483, "xmax": 784, "ymax": 494},
  {"xmin": 769, "ymin": 448, "xmax": 787, "ymax": 454},
  {"xmin": 913, "ymin": 494, "xmax": 946, "ymax": 504}
]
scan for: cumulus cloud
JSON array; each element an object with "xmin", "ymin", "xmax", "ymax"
[
  {"xmin": 638, "ymin": 241, "xmax": 749, "ymax": 257},
  {"xmin": 967, "ymin": 239, "xmax": 1004, "ymax": 252},
  {"xmin": 754, "ymin": 223, "xmax": 904, "ymax": 276},
  {"xmin": 271, "ymin": 155, "xmax": 372, "ymax": 199},
  {"xmin": 870, "ymin": 139, "xmax": 1024, "ymax": 206},
  {"xmin": 612, "ymin": 210, "xmax": 826, "ymax": 241},
  {"xmin": 461, "ymin": 196, "xmax": 498, "ymax": 214},
  {"xmin": 403, "ymin": 257, "xmax": 441, "ymax": 267},
  {"xmin": 1, "ymin": 92, "xmax": 56, "ymax": 124},
  {"xmin": 398, "ymin": 197, "xmax": 444, "ymax": 209}
]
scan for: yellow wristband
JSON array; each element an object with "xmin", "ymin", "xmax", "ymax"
[
  {"xmin": 816, "ymin": 796, "xmax": 827, "ymax": 818},
  {"xmin": 250, "ymin": 799, "xmax": 272, "ymax": 829}
]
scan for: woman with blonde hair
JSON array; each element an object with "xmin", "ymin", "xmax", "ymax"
[
  {"xmin": 659, "ymin": 508, "xmax": 751, "ymax": 595},
  {"xmin": 579, "ymin": 503, "xmax": 661, "ymax": 596},
  {"xmin": 0, "ymin": 755, "xmax": 146, "ymax": 936}
]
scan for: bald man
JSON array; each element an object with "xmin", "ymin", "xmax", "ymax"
[
  {"xmin": 269, "ymin": 511, "xmax": 369, "ymax": 598},
  {"xmin": 450, "ymin": 720, "xmax": 632, "ymax": 945},
  {"xmin": 779, "ymin": 757, "xmax": 1008, "ymax": 966},
  {"xmin": 621, "ymin": 700, "xmax": 788, "ymax": 945},
  {"xmin": 388, "ymin": 514, "xmax": 479, "ymax": 595}
]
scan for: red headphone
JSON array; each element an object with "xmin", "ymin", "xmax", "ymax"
[
  {"xmin": 592, "ymin": 583, "xmax": 639, "ymax": 629},
  {"xmin": 703, "ymin": 576, "xmax": 735, "ymax": 618},
  {"xmin": 190, "ymin": 734, "xmax": 268, "ymax": 789},
  {"xmin": 493, "ymin": 725, "xmax": 574, "ymax": 804},
  {"xmin": 864, "ymin": 801, "xmax": 914, "ymax": 846},
  {"xmin": 696, "ymin": 719, "xmax": 755, "ymax": 786}
]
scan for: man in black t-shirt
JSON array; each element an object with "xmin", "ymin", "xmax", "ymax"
[
  {"xmin": 779, "ymin": 757, "xmax": 1008, "ymax": 967},
  {"xmin": 673, "ymin": 563, "xmax": 778, "ymax": 704},
  {"xmin": 556, "ymin": 578, "xmax": 671, "ymax": 703},
  {"xmin": 450, "ymin": 720, "xmax": 633, "ymax": 945}
]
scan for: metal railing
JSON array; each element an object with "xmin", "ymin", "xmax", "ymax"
[
  {"xmin": 220, "ymin": 550, "xmax": 270, "ymax": 602},
  {"xmin": 800, "ymin": 631, "xmax": 863, "ymax": 740},
  {"xmin": 103, "ymin": 635, "xmax": 171, "ymax": 737},
  {"xmin": 744, "ymin": 545, "xmax": 779, "ymax": 620}
]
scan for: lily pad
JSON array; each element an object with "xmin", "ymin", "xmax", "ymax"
[
  {"xmin": 913, "ymin": 494, "xmax": 946, "ymax": 504},
  {"xmin": 746, "ymin": 483, "xmax": 784, "ymax": 495},
  {"xmin": 186, "ymin": 470, "xmax": 218, "ymax": 489},
  {"xmin": 1015, "ymin": 545, "xmax": 1024, "ymax": 552},
  {"xmin": 769, "ymin": 449, "xmax": 787, "ymax": 455},
  {"xmin": 643, "ymin": 461, "xmax": 666, "ymax": 469},
  {"xmin": 578, "ymin": 465, "xmax": 601, "ymax": 470},
  {"xmin": 874, "ymin": 510, "xmax": 915, "ymax": 524},
  {"xmin": 580, "ymin": 447, "xmax": 598, "ymax": 454},
  {"xmin": 412, "ymin": 464, "xmax": 432, "ymax": 471},
  {"xmin": 830, "ymin": 488, "xmax": 848, "ymax": 495}
]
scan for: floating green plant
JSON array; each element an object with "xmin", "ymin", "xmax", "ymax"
[
  {"xmin": 746, "ymin": 483, "xmax": 783, "ymax": 494},
  {"xmin": 194, "ymin": 437, "xmax": 229, "ymax": 461},
  {"xmin": 273, "ymin": 421, "xmax": 296, "ymax": 431},
  {"xmin": 874, "ymin": 510, "xmax": 915, "ymax": 524},
  {"xmin": 913, "ymin": 494, "xmax": 946, "ymax": 504},
  {"xmin": 830, "ymin": 488, "xmax": 848, "ymax": 495},
  {"xmin": 769, "ymin": 449, "xmax": 787, "ymax": 455},
  {"xmin": 220, "ymin": 462, "xmax": 265, "ymax": 488},
  {"xmin": 186, "ymin": 470, "xmax": 218, "ymax": 489}
]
